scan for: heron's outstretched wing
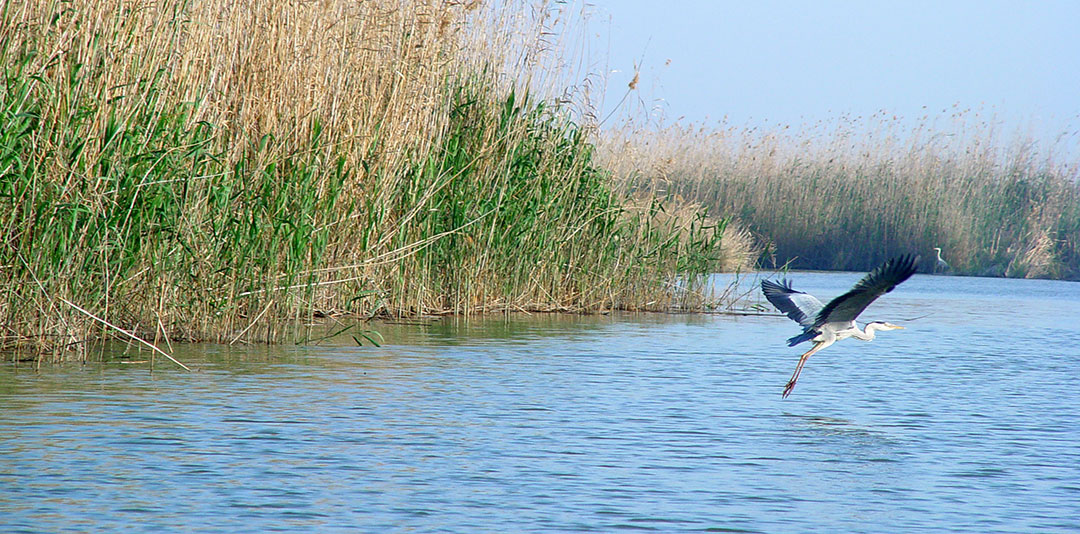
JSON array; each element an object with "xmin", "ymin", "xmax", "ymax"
[
  {"xmin": 762, "ymin": 279, "xmax": 824, "ymax": 327},
  {"xmin": 814, "ymin": 254, "xmax": 919, "ymax": 326}
]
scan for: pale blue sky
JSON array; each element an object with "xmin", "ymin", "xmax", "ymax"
[{"xmin": 587, "ymin": 1, "xmax": 1080, "ymax": 145}]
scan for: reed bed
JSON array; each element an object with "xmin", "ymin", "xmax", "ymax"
[
  {"xmin": 600, "ymin": 112, "xmax": 1080, "ymax": 279},
  {"xmin": 1, "ymin": 0, "xmax": 741, "ymax": 358}
]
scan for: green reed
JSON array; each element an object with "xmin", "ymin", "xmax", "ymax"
[{"xmin": 1, "ymin": 1, "xmax": 736, "ymax": 358}]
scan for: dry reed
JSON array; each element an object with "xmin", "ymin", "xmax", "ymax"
[
  {"xmin": 599, "ymin": 111, "xmax": 1080, "ymax": 278},
  {"xmin": 1, "ymin": 0, "xmax": 737, "ymax": 359}
]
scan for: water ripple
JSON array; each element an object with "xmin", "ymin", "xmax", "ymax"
[{"xmin": 2, "ymin": 275, "xmax": 1080, "ymax": 532}]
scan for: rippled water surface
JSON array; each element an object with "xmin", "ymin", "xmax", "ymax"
[{"xmin": 3, "ymin": 274, "xmax": 1079, "ymax": 532}]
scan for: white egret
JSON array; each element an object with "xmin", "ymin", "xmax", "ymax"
[{"xmin": 933, "ymin": 247, "xmax": 950, "ymax": 273}]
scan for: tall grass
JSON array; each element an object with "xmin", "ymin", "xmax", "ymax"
[
  {"xmin": 600, "ymin": 113, "xmax": 1080, "ymax": 279},
  {"xmin": 1, "ymin": 0, "xmax": 738, "ymax": 357}
]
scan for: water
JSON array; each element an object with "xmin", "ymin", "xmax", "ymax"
[{"xmin": 2, "ymin": 274, "xmax": 1079, "ymax": 532}]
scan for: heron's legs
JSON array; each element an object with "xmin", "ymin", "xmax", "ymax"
[{"xmin": 782, "ymin": 341, "xmax": 827, "ymax": 398}]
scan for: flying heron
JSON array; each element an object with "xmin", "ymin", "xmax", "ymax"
[{"xmin": 761, "ymin": 254, "xmax": 919, "ymax": 397}]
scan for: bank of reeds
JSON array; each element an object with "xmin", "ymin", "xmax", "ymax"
[
  {"xmin": 600, "ymin": 113, "xmax": 1080, "ymax": 279},
  {"xmin": 1, "ymin": 0, "xmax": 741, "ymax": 357}
]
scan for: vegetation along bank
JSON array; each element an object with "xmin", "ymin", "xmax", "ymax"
[
  {"xmin": 1, "ymin": 0, "xmax": 749, "ymax": 357},
  {"xmin": 3, "ymin": 1, "xmax": 1076, "ymax": 361}
]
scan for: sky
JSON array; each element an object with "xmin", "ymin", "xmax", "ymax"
[{"xmin": 585, "ymin": 0, "xmax": 1080, "ymax": 147}]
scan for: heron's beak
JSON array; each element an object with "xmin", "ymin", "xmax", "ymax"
[{"xmin": 893, "ymin": 325, "xmax": 905, "ymax": 330}]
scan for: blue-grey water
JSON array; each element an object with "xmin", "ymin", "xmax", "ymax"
[{"xmin": 2, "ymin": 274, "xmax": 1079, "ymax": 532}]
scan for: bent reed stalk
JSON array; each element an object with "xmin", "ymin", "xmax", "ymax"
[
  {"xmin": 1, "ymin": 0, "xmax": 741, "ymax": 358},
  {"xmin": 600, "ymin": 114, "xmax": 1080, "ymax": 279}
]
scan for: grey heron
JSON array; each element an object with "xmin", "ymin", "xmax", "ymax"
[
  {"xmin": 933, "ymin": 247, "xmax": 949, "ymax": 273},
  {"xmin": 762, "ymin": 254, "xmax": 919, "ymax": 397}
]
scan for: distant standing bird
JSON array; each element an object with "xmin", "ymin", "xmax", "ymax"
[
  {"xmin": 762, "ymin": 255, "xmax": 920, "ymax": 398},
  {"xmin": 933, "ymin": 247, "xmax": 950, "ymax": 273}
]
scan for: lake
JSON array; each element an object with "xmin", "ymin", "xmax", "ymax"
[{"xmin": 2, "ymin": 273, "xmax": 1079, "ymax": 532}]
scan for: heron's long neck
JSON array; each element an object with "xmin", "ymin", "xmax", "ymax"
[
  {"xmin": 936, "ymin": 249, "xmax": 944, "ymax": 262},
  {"xmin": 851, "ymin": 323, "xmax": 882, "ymax": 341}
]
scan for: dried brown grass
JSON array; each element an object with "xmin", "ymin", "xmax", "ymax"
[
  {"xmin": 2, "ymin": 0, "xmax": 735, "ymax": 358},
  {"xmin": 599, "ymin": 111, "xmax": 1080, "ymax": 278}
]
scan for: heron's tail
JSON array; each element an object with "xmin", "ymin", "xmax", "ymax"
[{"xmin": 786, "ymin": 329, "xmax": 816, "ymax": 347}]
